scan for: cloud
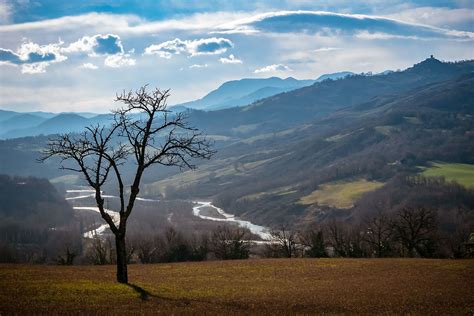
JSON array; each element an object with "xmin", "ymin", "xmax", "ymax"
[
  {"xmin": 219, "ymin": 54, "xmax": 242, "ymax": 64},
  {"xmin": 63, "ymin": 34, "xmax": 124, "ymax": 56},
  {"xmin": 104, "ymin": 54, "xmax": 136, "ymax": 68},
  {"xmin": 218, "ymin": 11, "xmax": 474, "ymax": 40},
  {"xmin": 144, "ymin": 37, "xmax": 233, "ymax": 58},
  {"xmin": 81, "ymin": 62, "xmax": 98, "ymax": 69},
  {"xmin": 189, "ymin": 63, "xmax": 208, "ymax": 69},
  {"xmin": 0, "ymin": 11, "xmax": 247, "ymax": 34},
  {"xmin": 21, "ymin": 63, "xmax": 50, "ymax": 74},
  {"xmin": 313, "ymin": 47, "xmax": 340, "ymax": 52},
  {"xmin": 387, "ymin": 7, "xmax": 474, "ymax": 31},
  {"xmin": 143, "ymin": 38, "xmax": 187, "ymax": 58},
  {"xmin": 188, "ymin": 37, "xmax": 233, "ymax": 56},
  {"xmin": 0, "ymin": 41, "xmax": 67, "ymax": 74},
  {"xmin": 254, "ymin": 64, "xmax": 291, "ymax": 73},
  {"xmin": 63, "ymin": 33, "xmax": 134, "ymax": 69}
]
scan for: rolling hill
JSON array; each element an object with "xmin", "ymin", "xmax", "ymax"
[
  {"xmin": 142, "ymin": 58, "xmax": 474, "ymax": 227},
  {"xmin": 0, "ymin": 113, "xmax": 115, "ymax": 139},
  {"xmin": 0, "ymin": 113, "xmax": 46, "ymax": 135}
]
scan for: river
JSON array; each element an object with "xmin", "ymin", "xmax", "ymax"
[{"xmin": 66, "ymin": 188, "xmax": 271, "ymax": 241}]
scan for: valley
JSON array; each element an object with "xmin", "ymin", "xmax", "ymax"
[{"xmin": 1, "ymin": 57, "xmax": 474, "ymax": 263}]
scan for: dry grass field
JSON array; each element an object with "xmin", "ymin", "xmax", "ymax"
[
  {"xmin": 0, "ymin": 258, "xmax": 473, "ymax": 314},
  {"xmin": 298, "ymin": 179, "xmax": 384, "ymax": 208}
]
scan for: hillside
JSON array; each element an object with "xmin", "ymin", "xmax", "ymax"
[
  {"xmin": 143, "ymin": 60, "xmax": 474, "ymax": 227},
  {"xmin": 1, "ymin": 259, "xmax": 472, "ymax": 314},
  {"xmin": 186, "ymin": 58, "xmax": 474, "ymax": 136},
  {"xmin": 0, "ymin": 58, "xmax": 473, "ymax": 230},
  {"xmin": 0, "ymin": 114, "xmax": 46, "ymax": 135},
  {"xmin": 0, "ymin": 175, "xmax": 81, "ymax": 263}
]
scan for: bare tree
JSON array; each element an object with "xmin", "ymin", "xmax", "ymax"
[
  {"xmin": 210, "ymin": 225, "xmax": 250, "ymax": 260},
  {"xmin": 41, "ymin": 86, "xmax": 214, "ymax": 283},
  {"xmin": 392, "ymin": 207, "xmax": 438, "ymax": 257},
  {"xmin": 362, "ymin": 212, "xmax": 393, "ymax": 257},
  {"xmin": 267, "ymin": 224, "xmax": 298, "ymax": 258},
  {"xmin": 299, "ymin": 225, "xmax": 327, "ymax": 258},
  {"xmin": 132, "ymin": 234, "xmax": 159, "ymax": 264},
  {"xmin": 326, "ymin": 220, "xmax": 348, "ymax": 257}
]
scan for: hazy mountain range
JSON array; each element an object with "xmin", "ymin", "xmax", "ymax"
[
  {"xmin": 0, "ymin": 71, "xmax": 356, "ymax": 139},
  {"xmin": 173, "ymin": 71, "xmax": 354, "ymax": 111}
]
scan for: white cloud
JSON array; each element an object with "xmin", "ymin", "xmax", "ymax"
[
  {"xmin": 0, "ymin": 11, "xmax": 248, "ymax": 34},
  {"xmin": 189, "ymin": 63, "xmax": 208, "ymax": 69},
  {"xmin": 386, "ymin": 7, "xmax": 474, "ymax": 31},
  {"xmin": 144, "ymin": 37, "xmax": 233, "ymax": 58},
  {"xmin": 63, "ymin": 34, "xmax": 124, "ymax": 56},
  {"xmin": 21, "ymin": 62, "xmax": 49, "ymax": 74},
  {"xmin": 81, "ymin": 62, "xmax": 98, "ymax": 69},
  {"xmin": 104, "ymin": 54, "xmax": 136, "ymax": 68},
  {"xmin": 219, "ymin": 54, "xmax": 242, "ymax": 64},
  {"xmin": 187, "ymin": 37, "xmax": 233, "ymax": 56},
  {"xmin": 254, "ymin": 64, "xmax": 291, "ymax": 73},
  {"xmin": 355, "ymin": 31, "xmax": 421, "ymax": 40},
  {"xmin": 143, "ymin": 38, "xmax": 187, "ymax": 58},
  {"xmin": 218, "ymin": 10, "xmax": 474, "ymax": 40},
  {"xmin": 0, "ymin": 40, "xmax": 67, "ymax": 74},
  {"xmin": 313, "ymin": 47, "xmax": 340, "ymax": 52}
]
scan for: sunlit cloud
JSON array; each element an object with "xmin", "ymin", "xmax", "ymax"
[
  {"xmin": 218, "ymin": 10, "xmax": 474, "ymax": 40},
  {"xmin": 254, "ymin": 64, "xmax": 291, "ymax": 73},
  {"xmin": 62, "ymin": 34, "xmax": 124, "ymax": 56},
  {"xmin": 219, "ymin": 54, "xmax": 242, "ymax": 64},
  {"xmin": 104, "ymin": 54, "xmax": 136, "ymax": 68},
  {"xmin": 144, "ymin": 37, "xmax": 233, "ymax": 58},
  {"xmin": 80, "ymin": 62, "xmax": 98, "ymax": 70},
  {"xmin": 313, "ymin": 47, "xmax": 340, "ymax": 52},
  {"xmin": 189, "ymin": 63, "xmax": 208, "ymax": 69},
  {"xmin": 0, "ymin": 40, "xmax": 67, "ymax": 74}
]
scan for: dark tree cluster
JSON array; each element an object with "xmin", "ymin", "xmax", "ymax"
[
  {"xmin": 263, "ymin": 206, "xmax": 472, "ymax": 259},
  {"xmin": 0, "ymin": 175, "xmax": 82, "ymax": 264},
  {"xmin": 82, "ymin": 225, "xmax": 251, "ymax": 265}
]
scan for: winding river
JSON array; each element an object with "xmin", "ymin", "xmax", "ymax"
[
  {"xmin": 192, "ymin": 202, "xmax": 272, "ymax": 240},
  {"xmin": 66, "ymin": 188, "xmax": 271, "ymax": 241}
]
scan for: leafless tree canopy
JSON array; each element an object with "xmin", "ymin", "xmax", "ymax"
[{"xmin": 40, "ymin": 85, "xmax": 214, "ymax": 282}]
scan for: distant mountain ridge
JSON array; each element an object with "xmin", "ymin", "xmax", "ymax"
[
  {"xmin": 0, "ymin": 71, "xmax": 355, "ymax": 138},
  {"xmin": 173, "ymin": 72, "xmax": 355, "ymax": 111},
  {"xmin": 0, "ymin": 112, "xmax": 114, "ymax": 139},
  {"xmin": 185, "ymin": 57, "xmax": 474, "ymax": 135}
]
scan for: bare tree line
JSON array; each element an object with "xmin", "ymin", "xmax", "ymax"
[
  {"xmin": 266, "ymin": 206, "xmax": 472, "ymax": 259},
  {"xmin": 1, "ymin": 205, "xmax": 472, "ymax": 265}
]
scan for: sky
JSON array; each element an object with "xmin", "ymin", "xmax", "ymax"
[{"xmin": 0, "ymin": 0, "xmax": 473, "ymax": 113}]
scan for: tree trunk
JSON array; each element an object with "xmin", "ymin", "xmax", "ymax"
[{"xmin": 115, "ymin": 235, "xmax": 128, "ymax": 283}]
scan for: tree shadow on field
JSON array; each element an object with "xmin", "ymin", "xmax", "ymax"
[
  {"xmin": 126, "ymin": 283, "xmax": 155, "ymax": 301},
  {"xmin": 126, "ymin": 283, "xmax": 191, "ymax": 306}
]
